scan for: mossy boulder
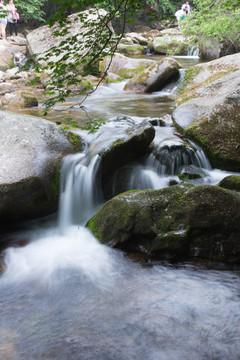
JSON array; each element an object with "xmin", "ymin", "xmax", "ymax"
[
  {"xmin": 152, "ymin": 29, "xmax": 190, "ymax": 55},
  {"xmin": 2, "ymin": 91, "xmax": 38, "ymax": 108},
  {"xmin": 87, "ymin": 184, "xmax": 240, "ymax": 262},
  {"xmin": 218, "ymin": 175, "xmax": 240, "ymax": 192},
  {"xmin": 117, "ymin": 44, "xmax": 145, "ymax": 56},
  {"xmin": 173, "ymin": 53, "xmax": 240, "ymax": 171},
  {"xmin": 124, "ymin": 57, "xmax": 181, "ymax": 93},
  {"xmin": 0, "ymin": 110, "xmax": 84, "ymax": 225},
  {"xmin": 199, "ymin": 37, "xmax": 238, "ymax": 61},
  {"xmin": 99, "ymin": 53, "xmax": 155, "ymax": 79},
  {"xmin": 68, "ymin": 77, "xmax": 94, "ymax": 94},
  {"xmin": 98, "ymin": 120, "xmax": 155, "ymax": 194},
  {"xmin": 178, "ymin": 165, "xmax": 207, "ymax": 181}
]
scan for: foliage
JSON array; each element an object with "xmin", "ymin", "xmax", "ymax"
[
  {"xmin": 30, "ymin": 0, "xmax": 184, "ymax": 132},
  {"xmin": 14, "ymin": 0, "xmax": 46, "ymax": 22},
  {"xmin": 182, "ymin": 0, "xmax": 240, "ymax": 51}
]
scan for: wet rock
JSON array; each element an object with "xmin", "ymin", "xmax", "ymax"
[
  {"xmin": 173, "ymin": 53, "xmax": 240, "ymax": 171},
  {"xmin": 218, "ymin": 175, "xmax": 240, "ymax": 192},
  {"xmin": 117, "ymin": 44, "xmax": 145, "ymax": 56},
  {"xmin": 99, "ymin": 52, "xmax": 155, "ymax": 79},
  {"xmin": 98, "ymin": 120, "xmax": 155, "ymax": 193},
  {"xmin": 0, "ymin": 111, "xmax": 84, "ymax": 224},
  {"xmin": 87, "ymin": 184, "xmax": 240, "ymax": 262},
  {"xmin": 124, "ymin": 57, "xmax": 181, "ymax": 93},
  {"xmin": 152, "ymin": 29, "xmax": 190, "ymax": 55},
  {"xmin": 199, "ymin": 37, "xmax": 238, "ymax": 61},
  {"xmin": 178, "ymin": 165, "xmax": 207, "ymax": 181},
  {"xmin": 2, "ymin": 91, "xmax": 38, "ymax": 108},
  {"xmin": 105, "ymin": 72, "xmax": 123, "ymax": 83}
]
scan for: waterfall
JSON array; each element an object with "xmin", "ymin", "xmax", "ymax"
[
  {"xmin": 58, "ymin": 152, "xmax": 103, "ymax": 233},
  {"xmin": 187, "ymin": 45, "xmax": 200, "ymax": 57}
]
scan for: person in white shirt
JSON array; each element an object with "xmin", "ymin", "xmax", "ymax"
[
  {"xmin": 181, "ymin": 1, "xmax": 191, "ymax": 14},
  {"xmin": 6, "ymin": 0, "xmax": 17, "ymax": 36},
  {"xmin": 175, "ymin": 8, "xmax": 186, "ymax": 25}
]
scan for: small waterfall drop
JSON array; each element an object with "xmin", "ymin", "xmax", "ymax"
[
  {"xmin": 187, "ymin": 44, "xmax": 200, "ymax": 57},
  {"xmin": 58, "ymin": 152, "xmax": 103, "ymax": 232}
]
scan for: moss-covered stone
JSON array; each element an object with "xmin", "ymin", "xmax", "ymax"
[
  {"xmin": 99, "ymin": 121, "xmax": 155, "ymax": 195},
  {"xmin": 118, "ymin": 66, "xmax": 147, "ymax": 79},
  {"xmin": 152, "ymin": 36, "xmax": 190, "ymax": 56},
  {"xmin": 124, "ymin": 57, "xmax": 181, "ymax": 93},
  {"xmin": 117, "ymin": 44, "xmax": 145, "ymax": 55},
  {"xmin": 66, "ymin": 131, "xmax": 84, "ymax": 153},
  {"xmin": 173, "ymin": 55, "xmax": 240, "ymax": 171},
  {"xmin": 21, "ymin": 92, "xmax": 38, "ymax": 107},
  {"xmin": 218, "ymin": 175, "xmax": 240, "ymax": 192},
  {"xmin": 87, "ymin": 184, "xmax": 240, "ymax": 262}
]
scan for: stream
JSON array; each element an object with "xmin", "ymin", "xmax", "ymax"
[{"xmin": 0, "ymin": 54, "xmax": 240, "ymax": 360}]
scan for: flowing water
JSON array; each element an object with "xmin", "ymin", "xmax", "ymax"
[{"xmin": 0, "ymin": 56, "xmax": 240, "ymax": 360}]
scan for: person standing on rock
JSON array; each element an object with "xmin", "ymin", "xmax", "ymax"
[
  {"xmin": 6, "ymin": 0, "xmax": 17, "ymax": 36},
  {"xmin": 0, "ymin": 0, "xmax": 8, "ymax": 40}
]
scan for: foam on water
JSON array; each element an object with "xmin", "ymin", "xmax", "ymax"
[{"xmin": 2, "ymin": 226, "xmax": 117, "ymax": 291}]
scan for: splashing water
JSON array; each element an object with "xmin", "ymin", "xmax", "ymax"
[{"xmin": 0, "ymin": 57, "xmax": 240, "ymax": 360}]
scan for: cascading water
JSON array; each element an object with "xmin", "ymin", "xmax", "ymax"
[
  {"xmin": 0, "ymin": 56, "xmax": 240, "ymax": 360},
  {"xmin": 187, "ymin": 44, "xmax": 200, "ymax": 57},
  {"xmin": 58, "ymin": 152, "xmax": 103, "ymax": 232}
]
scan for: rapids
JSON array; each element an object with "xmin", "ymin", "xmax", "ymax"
[{"xmin": 0, "ymin": 55, "xmax": 240, "ymax": 360}]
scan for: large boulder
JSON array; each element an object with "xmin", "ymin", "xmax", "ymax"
[
  {"xmin": 26, "ymin": 9, "xmax": 112, "ymax": 65},
  {"xmin": 99, "ymin": 53, "xmax": 155, "ymax": 79},
  {"xmin": 2, "ymin": 90, "xmax": 38, "ymax": 108},
  {"xmin": 0, "ymin": 111, "xmax": 84, "ymax": 224},
  {"xmin": 152, "ymin": 28, "xmax": 190, "ymax": 55},
  {"xmin": 116, "ymin": 44, "xmax": 145, "ymax": 56},
  {"xmin": 89, "ymin": 120, "xmax": 155, "ymax": 196},
  {"xmin": 87, "ymin": 184, "xmax": 240, "ymax": 262},
  {"xmin": 199, "ymin": 38, "xmax": 239, "ymax": 61},
  {"xmin": 173, "ymin": 53, "xmax": 240, "ymax": 171},
  {"xmin": 218, "ymin": 175, "xmax": 240, "ymax": 192},
  {"xmin": 124, "ymin": 57, "xmax": 181, "ymax": 92}
]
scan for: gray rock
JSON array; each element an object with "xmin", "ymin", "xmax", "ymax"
[
  {"xmin": 124, "ymin": 57, "xmax": 181, "ymax": 92},
  {"xmin": 26, "ymin": 9, "xmax": 112, "ymax": 68},
  {"xmin": 0, "ymin": 83, "xmax": 14, "ymax": 95},
  {"xmin": 99, "ymin": 52, "xmax": 155, "ymax": 79},
  {"xmin": 87, "ymin": 184, "xmax": 240, "ymax": 262},
  {"xmin": 0, "ymin": 111, "xmax": 84, "ymax": 223},
  {"xmin": 93, "ymin": 120, "xmax": 155, "ymax": 194},
  {"xmin": 173, "ymin": 53, "xmax": 240, "ymax": 171},
  {"xmin": 152, "ymin": 29, "xmax": 190, "ymax": 55}
]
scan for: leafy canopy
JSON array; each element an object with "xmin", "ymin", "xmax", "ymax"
[
  {"xmin": 14, "ymin": 0, "xmax": 46, "ymax": 22},
  {"xmin": 182, "ymin": 0, "xmax": 240, "ymax": 51}
]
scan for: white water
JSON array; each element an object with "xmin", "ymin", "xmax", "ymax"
[{"xmin": 0, "ymin": 56, "xmax": 240, "ymax": 360}]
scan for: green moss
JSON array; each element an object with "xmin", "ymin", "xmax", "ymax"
[
  {"xmin": 218, "ymin": 175, "xmax": 240, "ymax": 192},
  {"xmin": 51, "ymin": 165, "xmax": 60, "ymax": 201},
  {"xmin": 178, "ymin": 66, "xmax": 202, "ymax": 94},
  {"xmin": 118, "ymin": 65, "xmax": 146, "ymax": 79},
  {"xmin": 66, "ymin": 132, "xmax": 83, "ymax": 153},
  {"xmin": 87, "ymin": 216, "xmax": 103, "ymax": 242},
  {"xmin": 78, "ymin": 77, "xmax": 94, "ymax": 91},
  {"xmin": 21, "ymin": 92, "xmax": 38, "ymax": 107},
  {"xmin": 106, "ymin": 76, "xmax": 123, "ymax": 83},
  {"xmin": 117, "ymin": 45, "xmax": 145, "ymax": 55}
]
